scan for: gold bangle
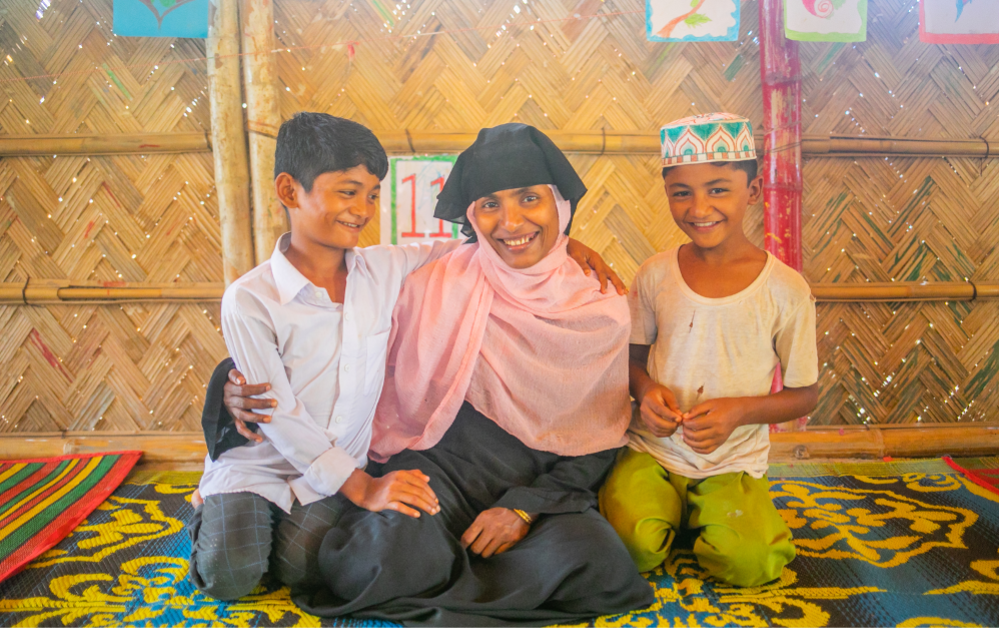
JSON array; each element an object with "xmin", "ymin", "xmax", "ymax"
[{"xmin": 513, "ymin": 509, "xmax": 534, "ymax": 525}]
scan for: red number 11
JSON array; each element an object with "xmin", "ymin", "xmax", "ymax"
[{"xmin": 401, "ymin": 174, "xmax": 451, "ymax": 238}]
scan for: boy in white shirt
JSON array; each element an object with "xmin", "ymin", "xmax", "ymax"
[
  {"xmin": 190, "ymin": 113, "xmax": 622, "ymax": 601},
  {"xmin": 599, "ymin": 113, "xmax": 819, "ymax": 587}
]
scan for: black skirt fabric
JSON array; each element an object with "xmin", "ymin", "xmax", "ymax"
[{"xmin": 294, "ymin": 402, "xmax": 654, "ymax": 626}]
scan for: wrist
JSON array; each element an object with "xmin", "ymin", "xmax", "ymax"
[{"xmin": 339, "ymin": 469, "xmax": 371, "ymax": 507}]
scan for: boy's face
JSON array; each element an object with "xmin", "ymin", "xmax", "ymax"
[
  {"xmin": 472, "ymin": 185, "xmax": 560, "ymax": 269},
  {"xmin": 663, "ymin": 162, "xmax": 763, "ymax": 251},
  {"xmin": 276, "ymin": 165, "xmax": 381, "ymax": 250}
]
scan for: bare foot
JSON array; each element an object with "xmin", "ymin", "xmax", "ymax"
[{"xmin": 191, "ymin": 488, "xmax": 204, "ymax": 508}]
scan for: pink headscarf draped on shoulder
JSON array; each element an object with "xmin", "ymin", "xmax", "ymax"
[{"xmin": 369, "ymin": 181, "xmax": 632, "ymax": 461}]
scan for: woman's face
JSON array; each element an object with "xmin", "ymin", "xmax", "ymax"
[{"xmin": 472, "ymin": 185, "xmax": 561, "ymax": 269}]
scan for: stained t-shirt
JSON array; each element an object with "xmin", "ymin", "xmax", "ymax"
[{"xmin": 628, "ymin": 247, "xmax": 818, "ymax": 479}]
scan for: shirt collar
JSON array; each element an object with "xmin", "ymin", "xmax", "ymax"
[{"xmin": 270, "ymin": 233, "xmax": 367, "ymax": 305}]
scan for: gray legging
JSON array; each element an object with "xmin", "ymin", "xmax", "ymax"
[{"xmin": 188, "ymin": 492, "xmax": 346, "ymax": 600}]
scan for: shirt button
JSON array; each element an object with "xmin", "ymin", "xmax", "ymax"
[
  {"xmin": 344, "ymin": 311, "xmax": 351, "ymax": 321},
  {"xmin": 335, "ymin": 416, "xmax": 344, "ymax": 424},
  {"xmin": 343, "ymin": 364, "xmax": 350, "ymax": 373}
]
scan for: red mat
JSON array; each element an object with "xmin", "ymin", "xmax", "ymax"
[{"xmin": 0, "ymin": 451, "xmax": 141, "ymax": 583}]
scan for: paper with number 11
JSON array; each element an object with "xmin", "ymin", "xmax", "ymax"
[{"xmin": 381, "ymin": 156, "xmax": 461, "ymax": 245}]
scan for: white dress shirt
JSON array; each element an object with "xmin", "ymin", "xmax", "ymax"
[{"xmin": 199, "ymin": 233, "xmax": 462, "ymax": 513}]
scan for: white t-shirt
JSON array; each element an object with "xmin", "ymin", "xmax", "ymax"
[{"xmin": 627, "ymin": 247, "xmax": 818, "ymax": 479}]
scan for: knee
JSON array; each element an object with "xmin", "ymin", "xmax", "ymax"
[
  {"xmin": 190, "ymin": 545, "xmax": 266, "ymax": 601},
  {"xmin": 695, "ymin": 527, "xmax": 795, "ymax": 587},
  {"xmin": 600, "ymin": 486, "xmax": 676, "ymax": 573}
]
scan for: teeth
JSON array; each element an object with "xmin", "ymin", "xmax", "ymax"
[
  {"xmin": 503, "ymin": 234, "xmax": 535, "ymax": 246},
  {"xmin": 693, "ymin": 222, "xmax": 718, "ymax": 227},
  {"xmin": 341, "ymin": 222, "xmax": 361, "ymax": 228}
]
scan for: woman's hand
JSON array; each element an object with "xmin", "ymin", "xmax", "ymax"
[
  {"xmin": 567, "ymin": 238, "xmax": 627, "ymax": 295},
  {"xmin": 222, "ymin": 369, "xmax": 275, "ymax": 442},
  {"xmin": 460, "ymin": 507, "xmax": 533, "ymax": 558},
  {"xmin": 339, "ymin": 468, "xmax": 440, "ymax": 518}
]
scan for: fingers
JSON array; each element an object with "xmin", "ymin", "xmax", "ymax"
[
  {"xmin": 394, "ymin": 470, "xmax": 439, "ymax": 508},
  {"xmin": 461, "ymin": 521, "xmax": 484, "ymax": 550},
  {"xmin": 230, "ymin": 407, "xmax": 271, "ymax": 425},
  {"xmin": 596, "ymin": 265, "xmax": 610, "ymax": 294},
  {"xmin": 470, "ymin": 528, "xmax": 493, "ymax": 556},
  {"xmin": 480, "ymin": 535, "xmax": 505, "ymax": 559},
  {"xmin": 225, "ymin": 382, "xmax": 275, "ymax": 402},
  {"xmin": 384, "ymin": 501, "xmax": 422, "ymax": 519},
  {"xmin": 571, "ymin": 251, "xmax": 592, "ymax": 276},
  {"xmin": 608, "ymin": 269, "xmax": 627, "ymax": 296},
  {"xmin": 234, "ymin": 418, "xmax": 264, "ymax": 443},
  {"xmin": 228, "ymin": 369, "xmax": 246, "ymax": 385},
  {"xmin": 495, "ymin": 541, "xmax": 516, "ymax": 555},
  {"xmin": 662, "ymin": 388, "xmax": 682, "ymax": 414}
]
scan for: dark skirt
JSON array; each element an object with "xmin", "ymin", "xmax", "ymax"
[{"xmin": 294, "ymin": 402, "xmax": 654, "ymax": 626}]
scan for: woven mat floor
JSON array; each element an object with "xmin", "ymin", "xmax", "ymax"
[{"xmin": 0, "ymin": 459, "xmax": 997, "ymax": 627}]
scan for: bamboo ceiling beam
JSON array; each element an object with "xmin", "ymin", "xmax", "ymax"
[
  {"xmin": 0, "ymin": 132, "xmax": 993, "ymax": 158},
  {"xmin": 0, "ymin": 133, "xmax": 210, "ymax": 156},
  {"xmin": 2, "ymin": 281, "xmax": 997, "ymax": 305}
]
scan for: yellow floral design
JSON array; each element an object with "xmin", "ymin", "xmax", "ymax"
[
  {"xmin": 853, "ymin": 473, "xmax": 963, "ymax": 493},
  {"xmin": 597, "ymin": 551, "xmax": 881, "ymax": 628},
  {"xmin": 772, "ymin": 480, "xmax": 976, "ymax": 568},
  {"xmin": 30, "ymin": 496, "xmax": 185, "ymax": 568}
]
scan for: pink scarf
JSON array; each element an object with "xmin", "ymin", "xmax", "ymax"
[{"xmin": 370, "ymin": 187, "xmax": 631, "ymax": 461}]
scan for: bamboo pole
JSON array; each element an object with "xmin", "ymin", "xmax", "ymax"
[
  {"xmin": 3, "ymin": 281, "xmax": 996, "ymax": 305},
  {"xmin": 208, "ymin": 0, "xmax": 254, "ymax": 285},
  {"xmin": 0, "ymin": 133, "xmax": 210, "ymax": 156},
  {"xmin": 241, "ymin": 0, "xmax": 286, "ymax": 264},
  {"xmin": 0, "ymin": 132, "xmax": 993, "ymax": 158}
]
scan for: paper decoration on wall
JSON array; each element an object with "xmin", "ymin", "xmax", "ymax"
[
  {"xmin": 646, "ymin": 0, "xmax": 740, "ymax": 42},
  {"xmin": 784, "ymin": 0, "xmax": 867, "ymax": 42},
  {"xmin": 381, "ymin": 156, "xmax": 462, "ymax": 245},
  {"xmin": 920, "ymin": 0, "xmax": 999, "ymax": 44},
  {"xmin": 113, "ymin": 0, "xmax": 209, "ymax": 38}
]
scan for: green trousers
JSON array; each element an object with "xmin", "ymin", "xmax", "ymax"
[{"xmin": 599, "ymin": 448, "xmax": 795, "ymax": 587}]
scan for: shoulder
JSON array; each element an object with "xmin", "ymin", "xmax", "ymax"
[
  {"xmin": 763, "ymin": 257, "xmax": 814, "ymax": 312},
  {"xmin": 634, "ymin": 248, "xmax": 677, "ymax": 291},
  {"xmin": 222, "ymin": 261, "xmax": 278, "ymax": 315}
]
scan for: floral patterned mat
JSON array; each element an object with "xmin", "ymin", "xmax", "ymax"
[{"xmin": 0, "ymin": 461, "xmax": 997, "ymax": 627}]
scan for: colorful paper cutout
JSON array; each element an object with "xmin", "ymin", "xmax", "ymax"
[
  {"xmin": 920, "ymin": 0, "xmax": 999, "ymax": 44},
  {"xmin": 646, "ymin": 0, "xmax": 740, "ymax": 43},
  {"xmin": 113, "ymin": 0, "xmax": 209, "ymax": 38},
  {"xmin": 785, "ymin": 0, "xmax": 867, "ymax": 42}
]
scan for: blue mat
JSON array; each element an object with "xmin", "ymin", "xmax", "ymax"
[{"xmin": 0, "ymin": 461, "xmax": 997, "ymax": 627}]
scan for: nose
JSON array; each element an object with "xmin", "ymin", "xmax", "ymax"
[
  {"xmin": 688, "ymin": 190, "xmax": 714, "ymax": 219},
  {"xmin": 499, "ymin": 202, "xmax": 525, "ymax": 232},
  {"xmin": 350, "ymin": 193, "xmax": 376, "ymax": 221}
]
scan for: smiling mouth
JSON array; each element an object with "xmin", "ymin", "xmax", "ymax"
[
  {"xmin": 689, "ymin": 220, "xmax": 723, "ymax": 230},
  {"xmin": 498, "ymin": 232, "xmax": 539, "ymax": 250},
  {"xmin": 338, "ymin": 220, "xmax": 364, "ymax": 230}
]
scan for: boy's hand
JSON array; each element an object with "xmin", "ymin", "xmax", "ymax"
[
  {"xmin": 681, "ymin": 398, "xmax": 747, "ymax": 454},
  {"xmin": 339, "ymin": 468, "xmax": 440, "ymax": 519},
  {"xmin": 639, "ymin": 383, "xmax": 683, "ymax": 438},
  {"xmin": 223, "ymin": 369, "xmax": 275, "ymax": 443},
  {"xmin": 567, "ymin": 238, "xmax": 627, "ymax": 295},
  {"xmin": 461, "ymin": 507, "xmax": 532, "ymax": 558}
]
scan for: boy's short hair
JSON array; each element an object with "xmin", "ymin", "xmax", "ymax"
[
  {"xmin": 661, "ymin": 159, "xmax": 758, "ymax": 183},
  {"xmin": 274, "ymin": 113, "xmax": 389, "ymax": 191}
]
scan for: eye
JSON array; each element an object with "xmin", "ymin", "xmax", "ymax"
[
  {"xmin": 340, "ymin": 190, "xmax": 357, "ymax": 197},
  {"xmin": 523, "ymin": 194, "xmax": 539, "ymax": 203},
  {"xmin": 480, "ymin": 200, "xmax": 499, "ymax": 210},
  {"xmin": 672, "ymin": 191, "xmax": 690, "ymax": 198},
  {"xmin": 709, "ymin": 188, "xmax": 729, "ymax": 195}
]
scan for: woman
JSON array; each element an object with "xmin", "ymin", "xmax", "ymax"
[{"xmin": 295, "ymin": 124, "xmax": 653, "ymax": 625}]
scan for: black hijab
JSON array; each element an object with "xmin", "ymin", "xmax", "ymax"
[{"xmin": 434, "ymin": 123, "xmax": 587, "ymax": 240}]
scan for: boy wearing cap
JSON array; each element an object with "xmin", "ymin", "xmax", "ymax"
[{"xmin": 599, "ymin": 113, "xmax": 819, "ymax": 587}]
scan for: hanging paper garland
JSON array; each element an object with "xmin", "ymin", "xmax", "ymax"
[
  {"xmin": 785, "ymin": 0, "xmax": 867, "ymax": 42},
  {"xmin": 646, "ymin": 0, "xmax": 740, "ymax": 42},
  {"xmin": 920, "ymin": 0, "xmax": 999, "ymax": 44},
  {"xmin": 113, "ymin": 0, "xmax": 209, "ymax": 38}
]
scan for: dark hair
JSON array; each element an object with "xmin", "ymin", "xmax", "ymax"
[
  {"xmin": 274, "ymin": 112, "xmax": 388, "ymax": 191},
  {"xmin": 662, "ymin": 159, "xmax": 758, "ymax": 183}
]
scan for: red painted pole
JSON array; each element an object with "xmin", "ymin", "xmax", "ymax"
[
  {"xmin": 759, "ymin": 0, "xmax": 806, "ymax": 431},
  {"xmin": 759, "ymin": 0, "xmax": 803, "ymax": 272}
]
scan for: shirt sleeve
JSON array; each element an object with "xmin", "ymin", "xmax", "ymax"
[
  {"xmin": 492, "ymin": 447, "xmax": 619, "ymax": 515},
  {"xmin": 628, "ymin": 263, "xmax": 659, "ymax": 346},
  {"xmin": 221, "ymin": 290, "xmax": 360, "ymax": 500},
  {"xmin": 392, "ymin": 238, "xmax": 465, "ymax": 278},
  {"xmin": 775, "ymin": 295, "xmax": 819, "ymax": 388}
]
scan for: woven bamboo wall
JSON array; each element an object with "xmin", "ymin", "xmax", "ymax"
[
  {"xmin": 0, "ymin": 0, "xmax": 996, "ymax": 433},
  {"xmin": 0, "ymin": 0, "xmax": 226, "ymax": 433}
]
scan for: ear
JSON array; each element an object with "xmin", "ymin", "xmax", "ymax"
[
  {"xmin": 746, "ymin": 174, "xmax": 764, "ymax": 205},
  {"xmin": 275, "ymin": 173, "xmax": 299, "ymax": 210}
]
